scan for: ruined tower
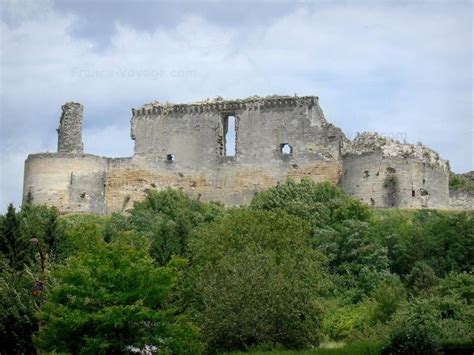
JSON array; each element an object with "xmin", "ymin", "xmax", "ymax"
[
  {"xmin": 57, "ymin": 102, "xmax": 84, "ymax": 154},
  {"xmin": 341, "ymin": 133, "xmax": 449, "ymax": 209}
]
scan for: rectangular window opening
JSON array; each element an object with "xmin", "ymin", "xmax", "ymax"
[{"xmin": 224, "ymin": 115, "xmax": 236, "ymax": 157}]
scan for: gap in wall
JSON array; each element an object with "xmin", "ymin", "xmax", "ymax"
[{"xmin": 225, "ymin": 115, "xmax": 236, "ymax": 156}]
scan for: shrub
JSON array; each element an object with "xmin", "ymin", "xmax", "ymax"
[
  {"xmin": 405, "ymin": 261, "xmax": 439, "ymax": 295},
  {"xmin": 371, "ymin": 277, "xmax": 406, "ymax": 323},
  {"xmin": 382, "ymin": 325, "xmax": 441, "ymax": 355}
]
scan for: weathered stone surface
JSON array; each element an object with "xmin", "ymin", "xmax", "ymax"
[
  {"xmin": 342, "ymin": 132, "xmax": 448, "ymax": 168},
  {"xmin": 449, "ymin": 189, "xmax": 474, "ymax": 210},
  {"xmin": 57, "ymin": 102, "xmax": 83, "ymax": 154},
  {"xmin": 341, "ymin": 133, "xmax": 450, "ymax": 209},
  {"xmin": 23, "ymin": 96, "xmax": 465, "ymax": 214}
]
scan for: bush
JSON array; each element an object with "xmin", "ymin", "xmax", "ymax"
[
  {"xmin": 187, "ymin": 209, "xmax": 329, "ymax": 352},
  {"xmin": 382, "ymin": 325, "xmax": 441, "ymax": 355},
  {"xmin": 405, "ymin": 262, "xmax": 439, "ymax": 295},
  {"xmin": 371, "ymin": 277, "xmax": 406, "ymax": 323}
]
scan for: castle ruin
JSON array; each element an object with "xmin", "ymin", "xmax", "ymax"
[{"xmin": 22, "ymin": 96, "xmax": 471, "ymax": 213}]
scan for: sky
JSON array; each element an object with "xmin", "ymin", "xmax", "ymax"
[{"xmin": 0, "ymin": 0, "xmax": 473, "ymax": 209}]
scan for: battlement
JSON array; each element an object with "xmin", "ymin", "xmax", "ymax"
[{"xmin": 132, "ymin": 95, "xmax": 319, "ymax": 117}]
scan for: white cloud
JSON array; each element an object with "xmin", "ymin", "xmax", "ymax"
[{"xmin": 0, "ymin": 0, "xmax": 472, "ymax": 209}]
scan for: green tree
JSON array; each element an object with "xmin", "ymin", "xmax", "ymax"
[
  {"xmin": 406, "ymin": 262, "xmax": 439, "ymax": 296},
  {"xmin": 0, "ymin": 257, "xmax": 39, "ymax": 354},
  {"xmin": 369, "ymin": 210, "xmax": 474, "ymax": 278},
  {"xmin": 36, "ymin": 235, "xmax": 202, "ymax": 354},
  {"xmin": 187, "ymin": 209, "xmax": 330, "ymax": 352},
  {"xmin": 0, "ymin": 204, "xmax": 33, "ymax": 270},
  {"xmin": 313, "ymin": 220, "xmax": 390, "ymax": 300},
  {"xmin": 19, "ymin": 204, "xmax": 62, "ymax": 262},
  {"xmin": 250, "ymin": 179, "xmax": 371, "ymax": 227},
  {"xmin": 106, "ymin": 189, "xmax": 223, "ymax": 265}
]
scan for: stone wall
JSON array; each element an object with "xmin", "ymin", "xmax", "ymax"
[
  {"xmin": 23, "ymin": 153, "xmax": 107, "ymax": 213},
  {"xmin": 449, "ymin": 189, "xmax": 474, "ymax": 210},
  {"xmin": 131, "ymin": 96, "xmax": 345, "ymax": 167},
  {"xmin": 57, "ymin": 102, "xmax": 84, "ymax": 154},
  {"xmin": 103, "ymin": 155, "xmax": 342, "ymax": 214},
  {"xmin": 342, "ymin": 153, "xmax": 449, "ymax": 208},
  {"xmin": 341, "ymin": 133, "xmax": 450, "ymax": 209}
]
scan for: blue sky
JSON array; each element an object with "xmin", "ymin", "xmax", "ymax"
[{"xmin": 0, "ymin": 0, "xmax": 472, "ymax": 208}]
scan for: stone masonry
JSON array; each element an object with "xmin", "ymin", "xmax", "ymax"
[
  {"xmin": 57, "ymin": 102, "xmax": 84, "ymax": 154},
  {"xmin": 22, "ymin": 96, "xmax": 472, "ymax": 213}
]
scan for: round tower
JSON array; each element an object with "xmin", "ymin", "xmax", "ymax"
[
  {"xmin": 341, "ymin": 133, "xmax": 449, "ymax": 209},
  {"xmin": 57, "ymin": 102, "xmax": 84, "ymax": 154}
]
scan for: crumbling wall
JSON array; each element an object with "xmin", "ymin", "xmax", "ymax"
[
  {"xmin": 341, "ymin": 133, "xmax": 450, "ymax": 208},
  {"xmin": 449, "ymin": 190, "xmax": 474, "ymax": 210},
  {"xmin": 131, "ymin": 96, "xmax": 346, "ymax": 167},
  {"xmin": 109, "ymin": 96, "xmax": 346, "ymax": 213},
  {"xmin": 23, "ymin": 153, "xmax": 107, "ymax": 213},
  {"xmin": 57, "ymin": 102, "xmax": 83, "ymax": 154}
]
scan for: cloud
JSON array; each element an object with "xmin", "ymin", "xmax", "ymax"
[{"xmin": 0, "ymin": 0, "xmax": 472, "ymax": 209}]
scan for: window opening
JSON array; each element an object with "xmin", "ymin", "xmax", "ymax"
[
  {"xmin": 224, "ymin": 115, "xmax": 236, "ymax": 156},
  {"xmin": 280, "ymin": 143, "xmax": 292, "ymax": 155}
]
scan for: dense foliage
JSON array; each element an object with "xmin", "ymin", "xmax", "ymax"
[
  {"xmin": 36, "ymin": 235, "xmax": 202, "ymax": 354},
  {"xmin": 187, "ymin": 209, "xmax": 329, "ymax": 352},
  {"xmin": 0, "ymin": 181, "xmax": 473, "ymax": 354},
  {"xmin": 449, "ymin": 172, "xmax": 474, "ymax": 192}
]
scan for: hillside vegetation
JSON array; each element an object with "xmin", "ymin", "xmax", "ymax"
[
  {"xmin": 1, "ymin": 180, "xmax": 473, "ymax": 354},
  {"xmin": 450, "ymin": 171, "xmax": 474, "ymax": 192}
]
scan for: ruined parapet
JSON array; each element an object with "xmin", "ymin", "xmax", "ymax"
[
  {"xmin": 57, "ymin": 102, "xmax": 84, "ymax": 154},
  {"xmin": 341, "ymin": 133, "xmax": 449, "ymax": 208}
]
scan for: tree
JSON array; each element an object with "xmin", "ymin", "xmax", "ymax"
[
  {"xmin": 106, "ymin": 189, "xmax": 223, "ymax": 265},
  {"xmin": 313, "ymin": 220, "xmax": 390, "ymax": 301},
  {"xmin": 250, "ymin": 179, "xmax": 371, "ymax": 227},
  {"xmin": 406, "ymin": 262, "xmax": 439, "ymax": 295},
  {"xmin": 0, "ymin": 204, "xmax": 33, "ymax": 270},
  {"xmin": 186, "ymin": 209, "xmax": 330, "ymax": 352},
  {"xmin": 0, "ymin": 257, "xmax": 39, "ymax": 354},
  {"xmin": 36, "ymin": 235, "xmax": 202, "ymax": 354}
]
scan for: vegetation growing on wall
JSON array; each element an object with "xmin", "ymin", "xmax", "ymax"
[
  {"xmin": 1, "ymin": 180, "xmax": 473, "ymax": 354},
  {"xmin": 449, "ymin": 172, "xmax": 474, "ymax": 192}
]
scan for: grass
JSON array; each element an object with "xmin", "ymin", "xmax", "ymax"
[{"xmin": 227, "ymin": 341, "xmax": 383, "ymax": 355}]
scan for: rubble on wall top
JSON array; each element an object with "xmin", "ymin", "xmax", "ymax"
[
  {"xmin": 135, "ymin": 95, "xmax": 318, "ymax": 115},
  {"xmin": 342, "ymin": 132, "xmax": 448, "ymax": 168}
]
